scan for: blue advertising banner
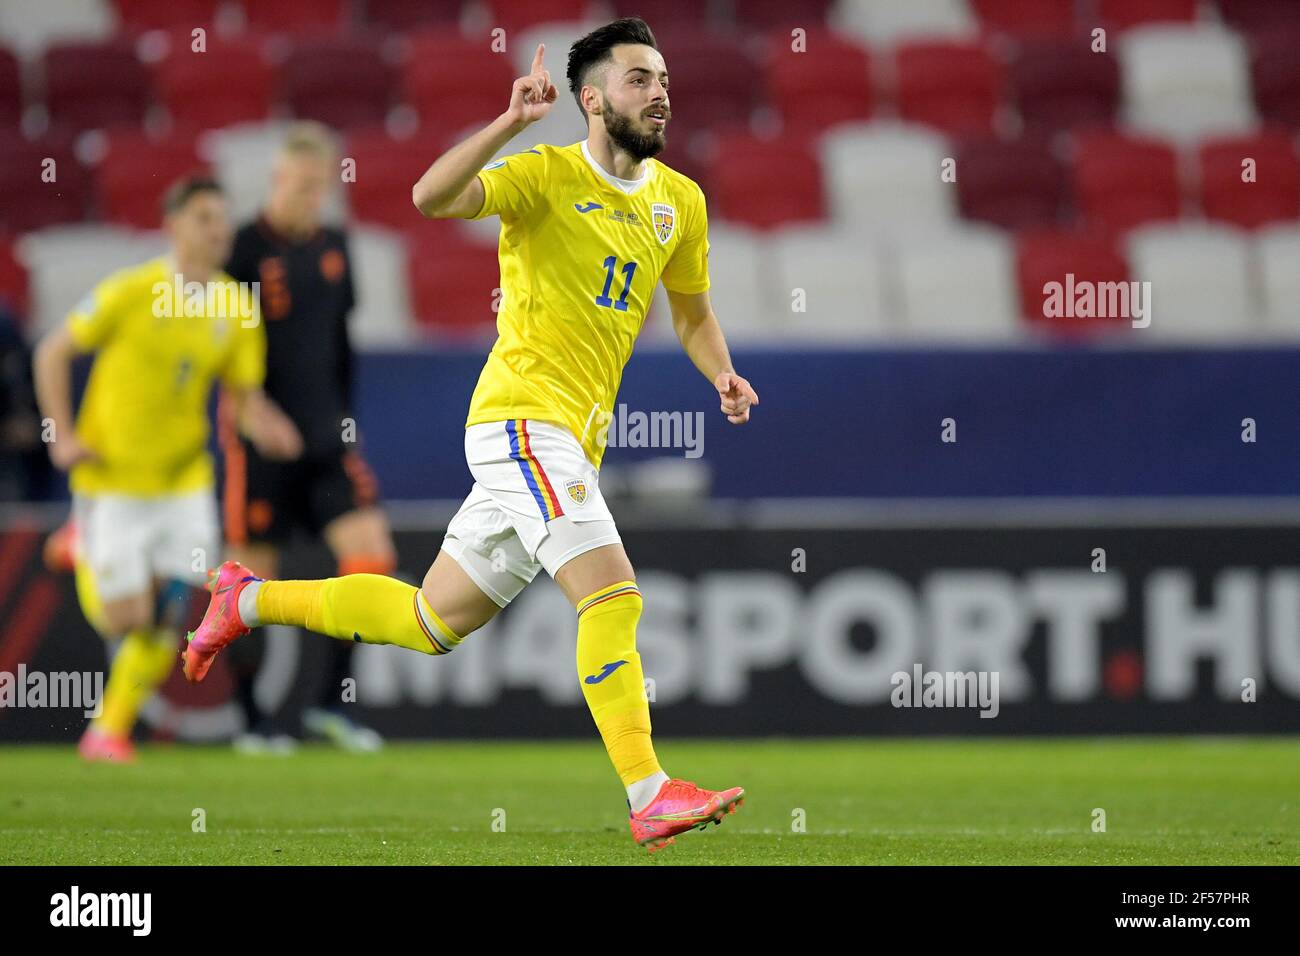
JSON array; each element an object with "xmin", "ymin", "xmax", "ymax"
[{"xmin": 352, "ymin": 346, "xmax": 1300, "ymax": 500}]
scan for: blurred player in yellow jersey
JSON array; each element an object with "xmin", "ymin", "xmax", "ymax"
[
  {"xmin": 185, "ymin": 19, "xmax": 758, "ymax": 851},
  {"xmin": 33, "ymin": 176, "xmax": 302, "ymax": 761}
]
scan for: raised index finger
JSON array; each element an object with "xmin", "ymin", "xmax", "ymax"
[{"xmin": 530, "ymin": 43, "xmax": 545, "ymax": 75}]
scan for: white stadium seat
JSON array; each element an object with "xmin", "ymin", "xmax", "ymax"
[
  {"xmin": 820, "ymin": 122, "xmax": 957, "ymax": 235},
  {"xmin": 831, "ymin": 0, "xmax": 976, "ymax": 44},
  {"xmin": 641, "ymin": 227, "xmax": 771, "ymax": 345},
  {"xmin": 348, "ymin": 226, "xmax": 417, "ymax": 348},
  {"xmin": 764, "ymin": 227, "xmax": 894, "ymax": 340},
  {"xmin": 0, "ymin": 0, "xmax": 115, "ymax": 57},
  {"xmin": 1254, "ymin": 224, "xmax": 1300, "ymax": 336},
  {"xmin": 893, "ymin": 226, "xmax": 1018, "ymax": 339},
  {"xmin": 1125, "ymin": 223, "xmax": 1258, "ymax": 340},
  {"xmin": 1118, "ymin": 25, "xmax": 1257, "ymax": 143},
  {"xmin": 696, "ymin": 224, "xmax": 767, "ymax": 343}
]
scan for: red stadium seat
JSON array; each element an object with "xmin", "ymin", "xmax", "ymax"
[
  {"xmin": 0, "ymin": 47, "xmax": 20, "ymax": 130},
  {"xmin": 894, "ymin": 41, "xmax": 1004, "ymax": 136},
  {"xmin": 98, "ymin": 132, "xmax": 207, "ymax": 230},
  {"xmin": 732, "ymin": 0, "xmax": 836, "ymax": 32},
  {"xmin": 112, "ymin": 0, "xmax": 222, "ymax": 33},
  {"xmin": 707, "ymin": 133, "xmax": 824, "ymax": 230},
  {"xmin": 1250, "ymin": 29, "xmax": 1300, "ymax": 129},
  {"xmin": 650, "ymin": 31, "xmax": 758, "ymax": 139},
  {"xmin": 1217, "ymin": 0, "xmax": 1300, "ymax": 30},
  {"xmin": 1015, "ymin": 229, "xmax": 1131, "ymax": 334},
  {"xmin": 484, "ymin": 0, "xmax": 591, "ymax": 36},
  {"xmin": 365, "ymin": 0, "xmax": 462, "ymax": 31},
  {"xmin": 0, "ymin": 234, "xmax": 29, "ymax": 318},
  {"xmin": 280, "ymin": 38, "xmax": 396, "ymax": 131},
  {"xmin": 154, "ymin": 36, "xmax": 273, "ymax": 133},
  {"xmin": 956, "ymin": 138, "xmax": 1067, "ymax": 230},
  {"xmin": 403, "ymin": 31, "xmax": 518, "ymax": 135},
  {"xmin": 344, "ymin": 128, "xmax": 447, "ymax": 229},
  {"xmin": 1011, "ymin": 40, "xmax": 1120, "ymax": 136},
  {"xmin": 406, "ymin": 231, "xmax": 502, "ymax": 338},
  {"xmin": 236, "ymin": 0, "xmax": 348, "ymax": 36},
  {"xmin": 765, "ymin": 28, "xmax": 872, "ymax": 135},
  {"xmin": 43, "ymin": 41, "xmax": 151, "ymax": 133},
  {"xmin": 1072, "ymin": 131, "xmax": 1181, "ymax": 233},
  {"xmin": 1198, "ymin": 131, "xmax": 1300, "ymax": 229},
  {"xmin": 971, "ymin": 0, "xmax": 1076, "ymax": 40},
  {"xmin": 609, "ymin": 0, "xmax": 713, "ymax": 28},
  {"xmin": 0, "ymin": 136, "xmax": 92, "ymax": 233},
  {"xmin": 1097, "ymin": 0, "xmax": 1198, "ymax": 31}
]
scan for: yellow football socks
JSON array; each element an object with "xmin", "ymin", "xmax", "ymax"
[
  {"xmin": 94, "ymin": 629, "xmax": 177, "ymax": 737},
  {"xmin": 574, "ymin": 581, "xmax": 662, "ymax": 787},
  {"xmin": 255, "ymin": 575, "xmax": 462, "ymax": 655},
  {"xmin": 254, "ymin": 574, "xmax": 662, "ymax": 788}
]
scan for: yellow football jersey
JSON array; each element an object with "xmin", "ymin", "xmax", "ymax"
[
  {"xmin": 67, "ymin": 257, "xmax": 266, "ymax": 496},
  {"xmin": 467, "ymin": 141, "xmax": 711, "ymax": 467}
]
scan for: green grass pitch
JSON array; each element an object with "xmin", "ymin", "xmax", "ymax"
[{"xmin": 1, "ymin": 738, "xmax": 1296, "ymax": 864}]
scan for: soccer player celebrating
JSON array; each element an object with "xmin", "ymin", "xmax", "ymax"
[
  {"xmin": 221, "ymin": 122, "xmax": 394, "ymax": 753},
  {"xmin": 184, "ymin": 18, "xmax": 758, "ymax": 851},
  {"xmin": 33, "ymin": 176, "xmax": 302, "ymax": 761}
]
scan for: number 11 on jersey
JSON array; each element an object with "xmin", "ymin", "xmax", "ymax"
[{"xmin": 595, "ymin": 256, "xmax": 637, "ymax": 312}]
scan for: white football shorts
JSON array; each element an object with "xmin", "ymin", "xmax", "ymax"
[
  {"xmin": 73, "ymin": 489, "xmax": 219, "ymax": 602},
  {"xmin": 442, "ymin": 419, "xmax": 622, "ymax": 607}
]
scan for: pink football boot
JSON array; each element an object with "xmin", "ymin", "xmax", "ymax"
[
  {"xmin": 182, "ymin": 560, "xmax": 260, "ymax": 683},
  {"xmin": 78, "ymin": 726, "xmax": 136, "ymax": 763},
  {"xmin": 628, "ymin": 779, "xmax": 745, "ymax": 852}
]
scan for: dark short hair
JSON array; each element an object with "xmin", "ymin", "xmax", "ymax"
[
  {"xmin": 566, "ymin": 17, "xmax": 659, "ymax": 117},
  {"xmin": 162, "ymin": 174, "xmax": 223, "ymax": 217}
]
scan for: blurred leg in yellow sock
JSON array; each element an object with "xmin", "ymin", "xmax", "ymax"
[{"xmin": 94, "ymin": 629, "xmax": 177, "ymax": 736}]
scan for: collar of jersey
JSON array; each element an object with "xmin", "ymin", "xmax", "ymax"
[
  {"xmin": 579, "ymin": 140, "xmax": 653, "ymax": 196},
  {"xmin": 158, "ymin": 254, "xmax": 228, "ymax": 285}
]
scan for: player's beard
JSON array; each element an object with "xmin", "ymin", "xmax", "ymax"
[{"xmin": 602, "ymin": 97, "xmax": 666, "ymax": 161}]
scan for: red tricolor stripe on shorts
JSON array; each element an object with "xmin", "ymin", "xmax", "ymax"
[{"xmin": 506, "ymin": 419, "xmax": 565, "ymax": 521}]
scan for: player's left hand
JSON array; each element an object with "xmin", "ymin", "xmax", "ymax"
[
  {"xmin": 243, "ymin": 394, "xmax": 304, "ymax": 461},
  {"xmin": 715, "ymin": 372, "xmax": 759, "ymax": 425},
  {"xmin": 255, "ymin": 414, "xmax": 304, "ymax": 461}
]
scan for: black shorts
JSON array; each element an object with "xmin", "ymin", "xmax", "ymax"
[{"xmin": 223, "ymin": 442, "xmax": 380, "ymax": 546}]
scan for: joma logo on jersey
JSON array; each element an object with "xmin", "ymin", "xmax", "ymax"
[{"xmin": 652, "ymin": 203, "xmax": 675, "ymax": 244}]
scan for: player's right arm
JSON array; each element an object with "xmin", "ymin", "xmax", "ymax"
[
  {"xmin": 32, "ymin": 276, "xmax": 127, "ymax": 471},
  {"xmin": 411, "ymin": 43, "xmax": 558, "ymax": 219},
  {"xmin": 32, "ymin": 326, "xmax": 94, "ymax": 470}
]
